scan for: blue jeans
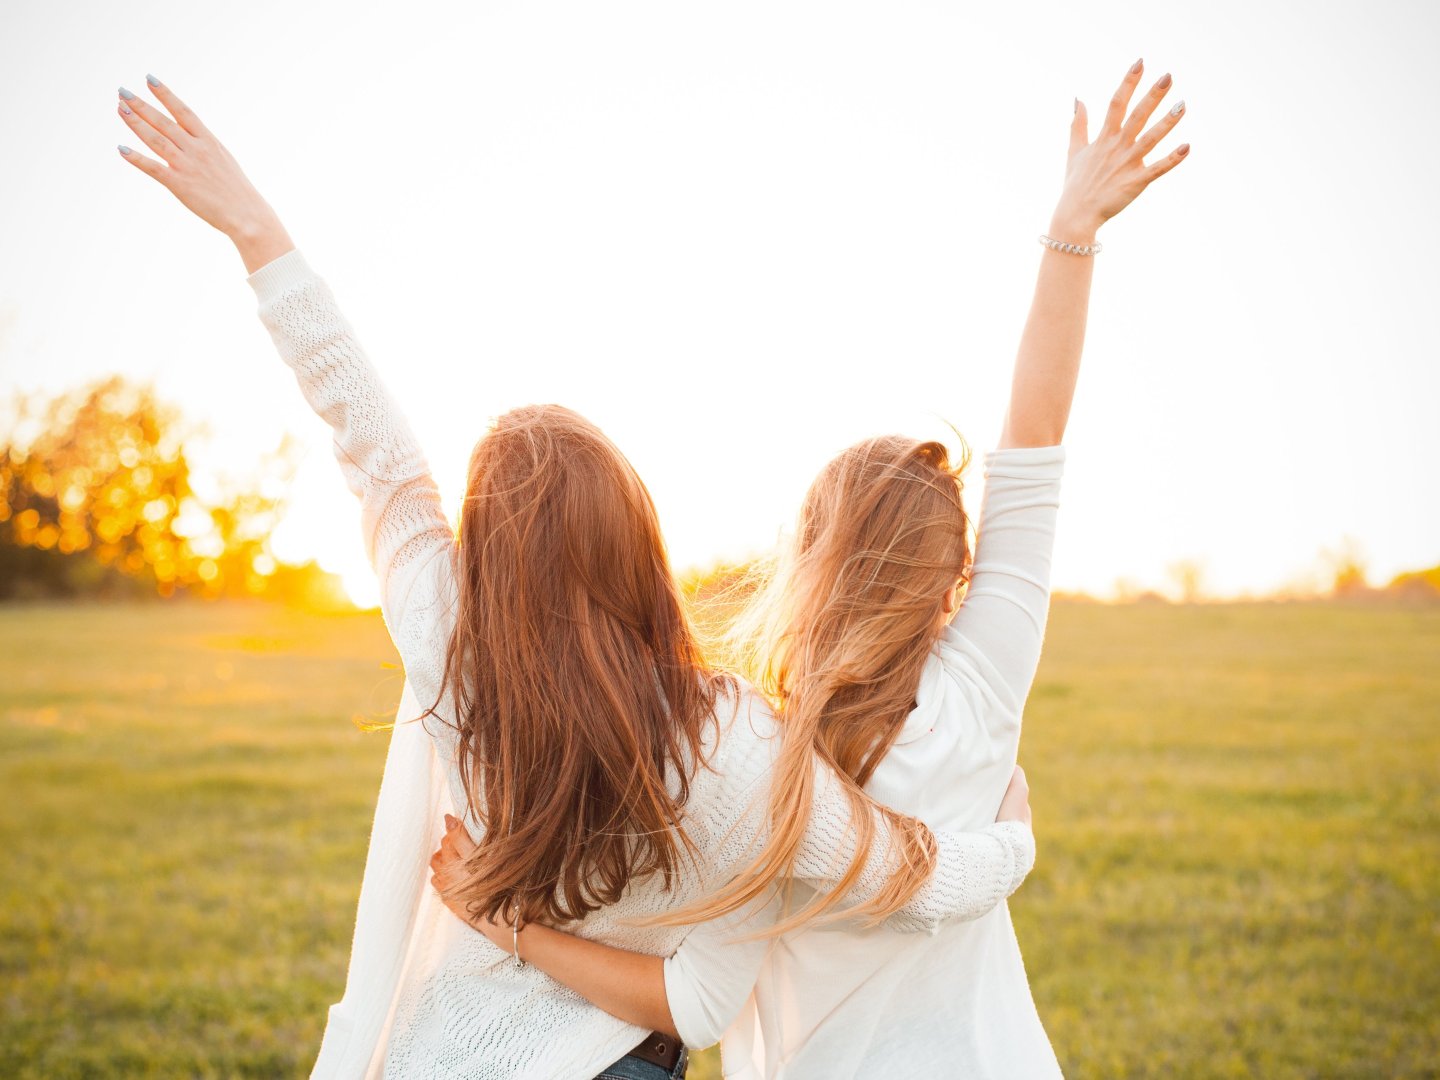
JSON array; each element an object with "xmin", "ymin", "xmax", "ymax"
[{"xmin": 592, "ymin": 1047, "xmax": 689, "ymax": 1080}]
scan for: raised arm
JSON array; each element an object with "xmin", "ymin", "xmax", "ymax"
[
  {"xmin": 114, "ymin": 77, "xmax": 454, "ymax": 629},
  {"xmin": 941, "ymin": 444, "xmax": 1066, "ymax": 713},
  {"xmin": 1000, "ymin": 58, "xmax": 1189, "ymax": 449},
  {"xmin": 243, "ymin": 249, "xmax": 455, "ymax": 627},
  {"xmin": 943, "ymin": 61, "xmax": 1190, "ymax": 709}
]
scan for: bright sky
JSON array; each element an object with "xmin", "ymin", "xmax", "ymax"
[{"xmin": 3, "ymin": 0, "xmax": 1437, "ymax": 606}]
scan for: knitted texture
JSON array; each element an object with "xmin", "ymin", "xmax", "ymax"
[{"xmin": 249, "ymin": 249, "xmax": 1035, "ymax": 1079}]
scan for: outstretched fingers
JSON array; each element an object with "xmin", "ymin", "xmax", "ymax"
[
  {"xmin": 1102, "ymin": 58, "xmax": 1146, "ymax": 136},
  {"xmin": 1136, "ymin": 96, "xmax": 1186, "ymax": 159},
  {"xmin": 1069, "ymin": 98, "xmax": 1089, "ymax": 157},
  {"xmin": 1121, "ymin": 72, "xmax": 1174, "ymax": 144},
  {"xmin": 143, "ymin": 74, "xmax": 212, "ymax": 139},
  {"xmin": 117, "ymin": 87, "xmax": 187, "ymax": 159},
  {"xmin": 1143, "ymin": 141, "xmax": 1191, "ymax": 184},
  {"xmin": 116, "ymin": 141, "xmax": 172, "ymax": 187}
]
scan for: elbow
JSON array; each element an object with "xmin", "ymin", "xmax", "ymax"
[
  {"xmin": 677, "ymin": 1016, "xmax": 726, "ymax": 1053},
  {"xmin": 667, "ymin": 995, "xmax": 728, "ymax": 1051},
  {"xmin": 886, "ymin": 893, "xmax": 1002, "ymax": 935},
  {"xmin": 997, "ymin": 820, "xmax": 1037, "ymax": 897},
  {"xmin": 662, "ymin": 960, "xmax": 730, "ymax": 1051},
  {"xmin": 881, "ymin": 905, "xmax": 947, "ymax": 936}
]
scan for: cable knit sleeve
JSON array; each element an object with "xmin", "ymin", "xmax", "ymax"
[
  {"xmin": 796, "ymin": 756, "xmax": 1035, "ymax": 934},
  {"xmin": 245, "ymin": 249, "xmax": 455, "ymax": 636},
  {"xmin": 712, "ymin": 693, "xmax": 1035, "ymax": 940}
]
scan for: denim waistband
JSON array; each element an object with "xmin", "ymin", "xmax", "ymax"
[{"xmin": 592, "ymin": 1047, "xmax": 689, "ymax": 1080}]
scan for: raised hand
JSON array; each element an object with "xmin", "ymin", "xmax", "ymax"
[
  {"xmin": 115, "ymin": 75, "xmax": 293, "ymax": 272},
  {"xmin": 1054, "ymin": 58, "xmax": 1190, "ymax": 237}
]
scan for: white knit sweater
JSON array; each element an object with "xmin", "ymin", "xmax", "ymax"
[{"xmin": 244, "ymin": 248, "xmax": 1037, "ymax": 1080}]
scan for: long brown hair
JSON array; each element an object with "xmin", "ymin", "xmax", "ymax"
[
  {"xmin": 430, "ymin": 404, "xmax": 727, "ymax": 926},
  {"xmin": 662, "ymin": 434, "xmax": 974, "ymax": 936}
]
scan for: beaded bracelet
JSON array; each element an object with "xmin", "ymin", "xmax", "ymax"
[{"xmin": 1038, "ymin": 233, "xmax": 1102, "ymax": 256}]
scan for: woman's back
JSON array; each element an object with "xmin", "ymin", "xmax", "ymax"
[
  {"xmin": 721, "ymin": 445, "xmax": 1067, "ymax": 1080},
  {"xmin": 383, "ymin": 650, "xmax": 770, "ymax": 1078}
]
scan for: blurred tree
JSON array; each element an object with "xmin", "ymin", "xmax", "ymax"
[
  {"xmin": 0, "ymin": 375, "xmax": 341, "ymax": 603},
  {"xmin": 1322, "ymin": 536, "xmax": 1372, "ymax": 598},
  {"xmin": 1166, "ymin": 558, "xmax": 1207, "ymax": 603},
  {"xmin": 1384, "ymin": 563, "xmax": 1440, "ymax": 602}
]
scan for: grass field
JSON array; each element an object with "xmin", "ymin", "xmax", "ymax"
[{"xmin": 1, "ymin": 600, "xmax": 1436, "ymax": 1077}]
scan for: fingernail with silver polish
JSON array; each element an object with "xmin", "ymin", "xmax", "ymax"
[
  {"xmin": 118, "ymin": 145, "xmax": 132, "ymax": 155},
  {"xmin": 1170, "ymin": 100, "xmax": 1185, "ymax": 116},
  {"xmin": 118, "ymin": 86, "xmax": 135, "ymax": 100},
  {"xmin": 146, "ymin": 74, "xmax": 161, "ymax": 87}
]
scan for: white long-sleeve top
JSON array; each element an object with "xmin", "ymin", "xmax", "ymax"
[
  {"xmin": 244, "ymin": 248, "xmax": 1038, "ymax": 1080},
  {"xmin": 655, "ymin": 446, "xmax": 1068, "ymax": 1077}
]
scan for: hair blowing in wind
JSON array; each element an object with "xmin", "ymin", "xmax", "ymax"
[
  {"xmin": 428, "ymin": 404, "xmax": 731, "ymax": 927},
  {"xmin": 662, "ymin": 434, "xmax": 977, "ymax": 936}
]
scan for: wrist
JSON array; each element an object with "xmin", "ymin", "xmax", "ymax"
[
  {"xmin": 230, "ymin": 210, "xmax": 295, "ymax": 275},
  {"xmin": 477, "ymin": 914, "xmax": 509, "ymax": 949},
  {"xmin": 1047, "ymin": 207, "xmax": 1102, "ymax": 245}
]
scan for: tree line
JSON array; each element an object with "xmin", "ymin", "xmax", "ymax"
[{"xmin": 0, "ymin": 375, "xmax": 346, "ymax": 605}]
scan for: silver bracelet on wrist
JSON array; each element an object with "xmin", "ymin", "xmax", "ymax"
[{"xmin": 1038, "ymin": 233, "xmax": 1102, "ymax": 256}]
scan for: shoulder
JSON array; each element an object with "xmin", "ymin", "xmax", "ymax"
[
  {"xmin": 698, "ymin": 675, "xmax": 784, "ymax": 792},
  {"xmin": 708, "ymin": 675, "xmax": 783, "ymax": 747}
]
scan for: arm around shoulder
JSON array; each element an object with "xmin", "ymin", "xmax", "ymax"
[{"xmin": 793, "ymin": 758, "xmax": 1036, "ymax": 934}]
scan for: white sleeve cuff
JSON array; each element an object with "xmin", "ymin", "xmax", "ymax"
[
  {"xmin": 663, "ymin": 949, "xmax": 721, "ymax": 1050},
  {"xmin": 245, "ymin": 247, "xmax": 316, "ymax": 304},
  {"xmin": 989, "ymin": 819, "xmax": 1037, "ymax": 895},
  {"xmin": 983, "ymin": 444, "xmax": 1066, "ymax": 473}
]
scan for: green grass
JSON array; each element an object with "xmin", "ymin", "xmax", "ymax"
[{"xmin": 1, "ymin": 600, "xmax": 1436, "ymax": 1077}]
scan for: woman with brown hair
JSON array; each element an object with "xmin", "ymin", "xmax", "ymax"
[
  {"xmin": 114, "ymin": 75, "xmax": 1036, "ymax": 1079},
  {"xmin": 429, "ymin": 56, "xmax": 1190, "ymax": 1077}
]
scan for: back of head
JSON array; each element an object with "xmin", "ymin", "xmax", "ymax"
[
  {"xmin": 765, "ymin": 433, "xmax": 972, "ymax": 784},
  {"xmin": 669, "ymin": 433, "xmax": 973, "ymax": 935},
  {"xmin": 435, "ymin": 404, "xmax": 724, "ymax": 925}
]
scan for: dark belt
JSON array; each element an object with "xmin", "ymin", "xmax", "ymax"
[{"xmin": 627, "ymin": 1031, "xmax": 684, "ymax": 1072}]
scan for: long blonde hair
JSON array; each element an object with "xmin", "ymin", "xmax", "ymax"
[
  {"xmin": 429, "ymin": 404, "xmax": 731, "ymax": 927},
  {"xmin": 661, "ymin": 434, "xmax": 975, "ymax": 936}
]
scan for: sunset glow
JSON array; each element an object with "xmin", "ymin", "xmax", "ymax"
[{"xmin": 2, "ymin": 0, "xmax": 1436, "ymax": 606}]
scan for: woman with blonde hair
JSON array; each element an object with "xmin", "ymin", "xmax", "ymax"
[
  {"xmin": 431, "ymin": 56, "xmax": 1189, "ymax": 1077},
  {"xmin": 114, "ymin": 74, "xmax": 1038, "ymax": 1079}
]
